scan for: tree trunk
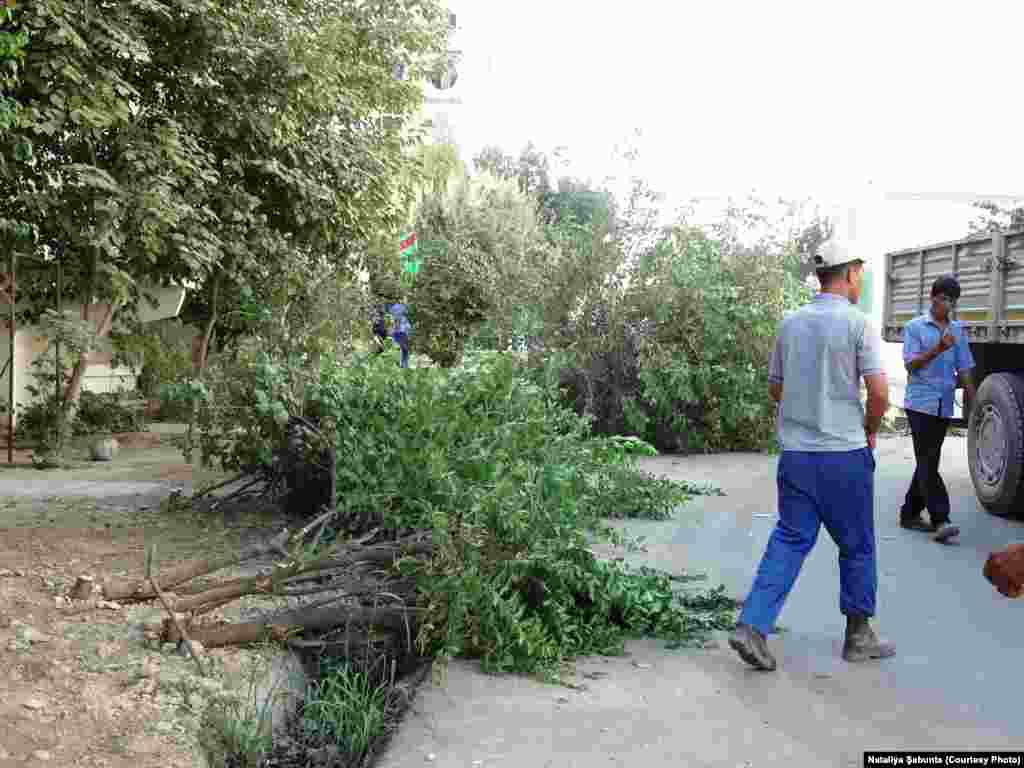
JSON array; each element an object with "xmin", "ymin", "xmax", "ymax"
[
  {"xmin": 63, "ymin": 298, "xmax": 117, "ymax": 411},
  {"xmin": 196, "ymin": 271, "xmax": 221, "ymax": 377}
]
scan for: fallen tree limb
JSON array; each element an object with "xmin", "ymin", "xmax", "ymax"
[
  {"xmin": 288, "ymin": 540, "xmax": 433, "ymax": 580},
  {"xmin": 154, "ymin": 540, "xmax": 425, "ymax": 613},
  {"xmin": 191, "ymin": 472, "xmax": 253, "ymax": 502},
  {"xmin": 209, "ymin": 476, "xmax": 267, "ymax": 510},
  {"xmin": 173, "ymin": 621, "xmax": 299, "ymax": 649},
  {"xmin": 103, "ymin": 528, "xmax": 292, "ymax": 602},
  {"xmin": 160, "ymin": 604, "xmax": 422, "ymax": 649},
  {"xmin": 170, "ymin": 573, "xmax": 276, "ymax": 614}
]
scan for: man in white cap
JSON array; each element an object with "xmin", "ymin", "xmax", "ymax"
[{"xmin": 729, "ymin": 240, "xmax": 894, "ymax": 670}]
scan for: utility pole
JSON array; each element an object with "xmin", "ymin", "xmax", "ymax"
[{"xmin": 7, "ymin": 251, "xmax": 15, "ymax": 465}]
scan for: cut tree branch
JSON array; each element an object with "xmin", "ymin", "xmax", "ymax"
[
  {"xmin": 103, "ymin": 527, "xmax": 292, "ymax": 601},
  {"xmin": 160, "ymin": 604, "xmax": 422, "ymax": 650}
]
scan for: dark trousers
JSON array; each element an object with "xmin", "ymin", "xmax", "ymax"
[{"xmin": 900, "ymin": 409, "xmax": 951, "ymax": 525}]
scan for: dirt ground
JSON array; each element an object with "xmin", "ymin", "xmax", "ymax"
[{"xmin": 0, "ymin": 432, "xmax": 287, "ymax": 768}]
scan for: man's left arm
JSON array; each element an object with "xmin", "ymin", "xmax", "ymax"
[
  {"xmin": 768, "ymin": 333, "xmax": 784, "ymax": 403},
  {"xmin": 955, "ymin": 326, "xmax": 978, "ymax": 413},
  {"xmin": 859, "ymin": 319, "xmax": 888, "ymax": 448}
]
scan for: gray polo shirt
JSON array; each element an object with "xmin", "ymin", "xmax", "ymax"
[{"xmin": 769, "ymin": 293, "xmax": 884, "ymax": 452}]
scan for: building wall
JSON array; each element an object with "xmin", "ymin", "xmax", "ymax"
[
  {"xmin": 1, "ymin": 285, "xmax": 186, "ymax": 430},
  {"xmin": 421, "ymin": 7, "xmax": 464, "ymax": 153},
  {"xmin": 0, "ymin": 326, "xmax": 44, "ymax": 434}
]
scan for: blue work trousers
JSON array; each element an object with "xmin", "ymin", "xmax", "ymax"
[{"xmin": 738, "ymin": 448, "xmax": 877, "ymax": 636}]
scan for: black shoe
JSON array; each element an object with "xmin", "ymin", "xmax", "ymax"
[
  {"xmin": 933, "ymin": 523, "xmax": 960, "ymax": 544},
  {"xmin": 842, "ymin": 616, "xmax": 896, "ymax": 663},
  {"xmin": 899, "ymin": 515, "xmax": 935, "ymax": 532},
  {"xmin": 729, "ymin": 623, "xmax": 777, "ymax": 671}
]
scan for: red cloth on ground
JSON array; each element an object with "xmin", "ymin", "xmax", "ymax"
[{"xmin": 983, "ymin": 543, "xmax": 1024, "ymax": 598}]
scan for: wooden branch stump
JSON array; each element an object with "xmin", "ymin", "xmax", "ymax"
[{"xmin": 69, "ymin": 575, "xmax": 95, "ymax": 601}]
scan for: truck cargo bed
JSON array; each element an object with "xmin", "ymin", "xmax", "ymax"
[{"xmin": 882, "ymin": 230, "xmax": 1024, "ymax": 344}]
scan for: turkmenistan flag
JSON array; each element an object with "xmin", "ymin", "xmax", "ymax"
[{"xmin": 400, "ymin": 231, "xmax": 421, "ymax": 273}]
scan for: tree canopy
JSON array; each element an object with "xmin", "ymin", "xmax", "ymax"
[{"xmin": 1, "ymin": 0, "xmax": 450, "ymax": 397}]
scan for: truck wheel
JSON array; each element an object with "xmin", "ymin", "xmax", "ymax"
[{"xmin": 968, "ymin": 373, "xmax": 1024, "ymax": 516}]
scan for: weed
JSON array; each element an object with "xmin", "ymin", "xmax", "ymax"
[
  {"xmin": 197, "ymin": 645, "xmax": 283, "ymax": 768},
  {"xmin": 302, "ymin": 660, "xmax": 390, "ymax": 758}
]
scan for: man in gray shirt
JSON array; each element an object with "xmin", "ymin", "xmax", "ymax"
[{"xmin": 729, "ymin": 240, "xmax": 894, "ymax": 671}]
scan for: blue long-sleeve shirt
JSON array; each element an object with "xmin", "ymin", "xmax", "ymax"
[{"xmin": 902, "ymin": 313, "xmax": 975, "ymax": 418}]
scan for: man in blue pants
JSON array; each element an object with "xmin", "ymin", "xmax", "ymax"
[
  {"xmin": 729, "ymin": 240, "xmax": 894, "ymax": 671},
  {"xmin": 387, "ymin": 302, "xmax": 412, "ymax": 368}
]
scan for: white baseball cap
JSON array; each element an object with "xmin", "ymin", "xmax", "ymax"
[{"xmin": 812, "ymin": 240, "xmax": 863, "ymax": 269}]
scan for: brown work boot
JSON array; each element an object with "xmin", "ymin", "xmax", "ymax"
[
  {"xmin": 729, "ymin": 623, "xmax": 777, "ymax": 671},
  {"xmin": 842, "ymin": 615, "xmax": 896, "ymax": 663}
]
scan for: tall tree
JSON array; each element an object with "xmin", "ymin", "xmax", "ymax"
[
  {"xmin": 0, "ymin": 0, "xmax": 29, "ymax": 134},
  {"xmin": 968, "ymin": 201, "xmax": 1024, "ymax": 236},
  {"xmin": 1, "ymin": 0, "xmax": 450, "ymax": 402}
]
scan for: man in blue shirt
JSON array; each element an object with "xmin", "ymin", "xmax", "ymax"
[{"xmin": 900, "ymin": 274, "xmax": 977, "ymax": 543}]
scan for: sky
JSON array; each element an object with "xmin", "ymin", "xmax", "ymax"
[
  {"xmin": 447, "ymin": 1, "xmax": 1024, "ymax": 201},
  {"xmin": 437, "ymin": 1, "xmax": 1024, "ymax": 384}
]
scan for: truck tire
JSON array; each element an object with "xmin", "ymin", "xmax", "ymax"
[{"xmin": 968, "ymin": 373, "xmax": 1024, "ymax": 516}]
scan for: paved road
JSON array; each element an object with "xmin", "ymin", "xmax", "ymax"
[
  {"xmin": 642, "ymin": 433, "xmax": 1024, "ymax": 736},
  {"xmin": 380, "ymin": 433, "xmax": 1024, "ymax": 768}
]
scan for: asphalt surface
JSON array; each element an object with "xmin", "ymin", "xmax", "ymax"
[
  {"xmin": 380, "ymin": 432, "xmax": 1024, "ymax": 768},
  {"xmin": 647, "ymin": 432, "xmax": 1024, "ymax": 736}
]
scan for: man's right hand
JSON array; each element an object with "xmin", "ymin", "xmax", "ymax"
[{"xmin": 937, "ymin": 331, "xmax": 955, "ymax": 352}]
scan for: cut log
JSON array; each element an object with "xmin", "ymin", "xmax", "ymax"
[
  {"xmin": 160, "ymin": 604, "xmax": 422, "ymax": 649},
  {"xmin": 160, "ymin": 544, "xmax": 423, "ymax": 612},
  {"xmin": 104, "ymin": 529, "xmax": 429, "ymax": 609},
  {"xmin": 983, "ymin": 543, "xmax": 1024, "ymax": 598},
  {"xmin": 165, "ymin": 619, "xmax": 297, "ymax": 649},
  {"xmin": 170, "ymin": 574, "xmax": 275, "ymax": 614}
]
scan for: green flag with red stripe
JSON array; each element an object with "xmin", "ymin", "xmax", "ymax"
[{"xmin": 400, "ymin": 231, "xmax": 421, "ymax": 273}]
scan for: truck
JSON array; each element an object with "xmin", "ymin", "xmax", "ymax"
[{"xmin": 882, "ymin": 229, "xmax": 1024, "ymax": 515}]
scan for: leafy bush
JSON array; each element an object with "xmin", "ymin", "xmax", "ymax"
[
  {"xmin": 185, "ymin": 349, "xmax": 734, "ymax": 679},
  {"xmin": 13, "ymin": 391, "xmax": 144, "ymax": 449},
  {"xmin": 426, "ymin": 146, "xmax": 823, "ymax": 454},
  {"xmin": 10, "ymin": 396, "xmax": 64, "ymax": 451},
  {"xmin": 623, "ymin": 226, "xmax": 813, "ymax": 452},
  {"xmin": 73, "ymin": 391, "xmax": 145, "ymax": 435},
  {"xmin": 113, "ymin": 321, "xmax": 194, "ymax": 400},
  {"xmin": 529, "ymin": 209, "xmax": 813, "ymax": 453},
  {"xmin": 7, "ymin": 309, "xmax": 99, "ymax": 459}
]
